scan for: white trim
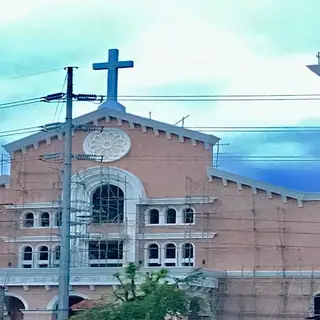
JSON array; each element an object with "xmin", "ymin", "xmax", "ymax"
[
  {"xmin": 83, "ymin": 128, "xmax": 131, "ymax": 163},
  {"xmin": 144, "ymin": 242, "xmax": 161, "ymax": 267},
  {"xmin": 206, "ymin": 166, "xmax": 320, "ymax": 202},
  {"xmin": 145, "ymin": 207, "xmax": 160, "ymax": 225},
  {"xmin": 35, "ymin": 244, "xmax": 50, "ymax": 267},
  {"xmin": 22, "ymin": 311, "xmax": 52, "ymax": 315},
  {"xmin": 138, "ymin": 232, "xmax": 217, "ymax": 240},
  {"xmin": 165, "ymin": 206, "xmax": 177, "ymax": 224},
  {"xmin": 145, "ymin": 205, "xmax": 196, "ymax": 226},
  {"xmin": 47, "ymin": 292, "xmax": 90, "ymax": 310},
  {"xmin": 5, "ymin": 202, "xmax": 60, "ymax": 209},
  {"xmin": 84, "ymin": 233, "xmax": 127, "ymax": 240},
  {"xmin": 89, "ymin": 259, "xmax": 123, "ymax": 266},
  {"xmin": 39, "ymin": 211, "xmax": 51, "ymax": 227},
  {"xmin": 180, "ymin": 206, "xmax": 195, "ymax": 225},
  {"xmin": 0, "ymin": 266, "xmax": 194, "ymax": 287},
  {"xmin": 5, "ymin": 292, "xmax": 29, "ymax": 310},
  {"xmin": 164, "ymin": 242, "xmax": 177, "ymax": 267},
  {"xmin": 179, "ymin": 242, "xmax": 195, "ymax": 267},
  {"xmin": 20, "ymin": 211, "xmax": 36, "ymax": 228},
  {"xmin": 3, "ymin": 236, "xmax": 60, "ymax": 243},
  {"xmin": 140, "ymin": 197, "xmax": 216, "ymax": 205},
  {"xmin": 19, "ymin": 245, "xmax": 34, "ymax": 268},
  {"xmin": 70, "ymin": 166, "xmax": 146, "ymax": 265}
]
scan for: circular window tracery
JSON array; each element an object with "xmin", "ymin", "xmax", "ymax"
[{"xmin": 83, "ymin": 128, "xmax": 131, "ymax": 162}]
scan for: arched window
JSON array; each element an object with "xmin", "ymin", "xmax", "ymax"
[
  {"xmin": 38, "ymin": 246, "xmax": 49, "ymax": 268},
  {"xmin": 166, "ymin": 208, "xmax": 176, "ymax": 224},
  {"xmin": 149, "ymin": 209, "xmax": 159, "ymax": 224},
  {"xmin": 52, "ymin": 246, "xmax": 60, "ymax": 267},
  {"xmin": 183, "ymin": 208, "xmax": 194, "ymax": 224},
  {"xmin": 41, "ymin": 212, "xmax": 50, "ymax": 227},
  {"xmin": 22, "ymin": 246, "xmax": 33, "ymax": 268},
  {"xmin": 4, "ymin": 296, "xmax": 26, "ymax": 317},
  {"xmin": 55, "ymin": 211, "xmax": 62, "ymax": 227},
  {"xmin": 164, "ymin": 243, "xmax": 177, "ymax": 266},
  {"xmin": 182, "ymin": 243, "xmax": 194, "ymax": 266},
  {"xmin": 23, "ymin": 212, "xmax": 34, "ymax": 228},
  {"xmin": 54, "ymin": 246, "xmax": 61, "ymax": 261},
  {"xmin": 147, "ymin": 243, "xmax": 161, "ymax": 267},
  {"xmin": 92, "ymin": 184, "xmax": 124, "ymax": 223},
  {"xmin": 315, "ymin": 294, "xmax": 320, "ymax": 317}
]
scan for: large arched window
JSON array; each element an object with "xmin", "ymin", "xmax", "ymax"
[
  {"xmin": 147, "ymin": 243, "xmax": 161, "ymax": 267},
  {"xmin": 23, "ymin": 212, "xmax": 34, "ymax": 228},
  {"xmin": 22, "ymin": 246, "xmax": 33, "ymax": 268},
  {"xmin": 4, "ymin": 296, "xmax": 26, "ymax": 318},
  {"xmin": 41, "ymin": 212, "xmax": 50, "ymax": 227},
  {"xmin": 92, "ymin": 184, "xmax": 124, "ymax": 223}
]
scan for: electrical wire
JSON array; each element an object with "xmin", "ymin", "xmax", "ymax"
[
  {"xmin": 0, "ymin": 99, "xmax": 43, "ymax": 110},
  {"xmin": 3, "ymin": 154, "xmax": 320, "ymax": 164},
  {"xmin": 5, "ymin": 93, "xmax": 320, "ymax": 113},
  {"xmin": 0, "ymin": 67, "xmax": 64, "ymax": 83},
  {"xmin": 2, "ymin": 122, "xmax": 320, "ymax": 140},
  {"xmin": 53, "ymin": 71, "xmax": 68, "ymax": 122}
]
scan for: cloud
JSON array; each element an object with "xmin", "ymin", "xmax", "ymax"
[{"xmin": 2, "ymin": 1, "xmax": 320, "ymax": 190}]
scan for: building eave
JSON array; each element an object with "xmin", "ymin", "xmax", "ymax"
[
  {"xmin": 3, "ymin": 106, "xmax": 219, "ymax": 154},
  {"xmin": 206, "ymin": 166, "xmax": 320, "ymax": 203}
]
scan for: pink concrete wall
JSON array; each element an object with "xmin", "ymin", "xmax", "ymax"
[
  {"xmin": 217, "ymin": 277, "xmax": 313, "ymax": 319},
  {"xmin": 201, "ymin": 177, "xmax": 320, "ymax": 271},
  {"xmin": 9, "ymin": 119, "xmax": 212, "ymax": 203},
  {"xmin": 3, "ymin": 119, "xmax": 320, "ymax": 271}
]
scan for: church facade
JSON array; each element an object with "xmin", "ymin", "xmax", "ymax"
[{"xmin": 1, "ymin": 49, "xmax": 320, "ymax": 320}]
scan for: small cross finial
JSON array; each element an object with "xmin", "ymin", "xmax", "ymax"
[
  {"xmin": 93, "ymin": 49, "xmax": 134, "ymax": 106},
  {"xmin": 316, "ymin": 51, "xmax": 320, "ymax": 64}
]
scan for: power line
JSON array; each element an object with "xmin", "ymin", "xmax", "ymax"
[
  {"xmin": 117, "ymin": 93, "xmax": 320, "ymax": 98},
  {"xmin": 0, "ymin": 98, "xmax": 42, "ymax": 110},
  {"xmin": 53, "ymin": 71, "xmax": 68, "ymax": 122},
  {"xmin": 5, "ymin": 93, "xmax": 320, "ymax": 112},
  {"xmin": 0, "ymin": 68, "xmax": 64, "ymax": 83},
  {"xmin": 2, "ymin": 155, "xmax": 320, "ymax": 164}
]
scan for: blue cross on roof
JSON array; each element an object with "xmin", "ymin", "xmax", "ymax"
[{"xmin": 93, "ymin": 49, "xmax": 134, "ymax": 112}]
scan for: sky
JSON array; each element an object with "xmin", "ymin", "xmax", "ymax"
[{"xmin": 1, "ymin": 0, "xmax": 320, "ymax": 191}]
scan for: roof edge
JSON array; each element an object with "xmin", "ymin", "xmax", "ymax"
[
  {"xmin": 3, "ymin": 107, "xmax": 219, "ymax": 154},
  {"xmin": 206, "ymin": 166, "xmax": 320, "ymax": 202}
]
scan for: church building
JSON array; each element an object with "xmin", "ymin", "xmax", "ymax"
[{"xmin": 1, "ymin": 49, "xmax": 320, "ymax": 320}]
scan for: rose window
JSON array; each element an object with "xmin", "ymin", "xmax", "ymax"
[{"xmin": 83, "ymin": 128, "xmax": 131, "ymax": 162}]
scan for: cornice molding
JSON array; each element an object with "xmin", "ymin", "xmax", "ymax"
[
  {"xmin": 140, "ymin": 197, "xmax": 216, "ymax": 205},
  {"xmin": 137, "ymin": 232, "xmax": 217, "ymax": 240},
  {"xmin": 207, "ymin": 166, "xmax": 320, "ymax": 206},
  {"xmin": 3, "ymin": 107, "xmax": 219, "ymax": 154}
]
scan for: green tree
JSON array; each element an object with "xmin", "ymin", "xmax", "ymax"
[{"xmin": 70, "ymin": 263, "xmax": 191, "ymax": 320}]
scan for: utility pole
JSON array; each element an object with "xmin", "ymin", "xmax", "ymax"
[
  {"xmin": 0, "ymin": 285, "xmax": 4, "ymax": 320},
  {"xmin": 57, "ymin": 66, "xmax": 76, "ymax": 320}
]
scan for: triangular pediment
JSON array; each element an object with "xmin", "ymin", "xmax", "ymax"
[{"xmin": 3, "ymin": 106, "xmax": 219, "ymax": 154}]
